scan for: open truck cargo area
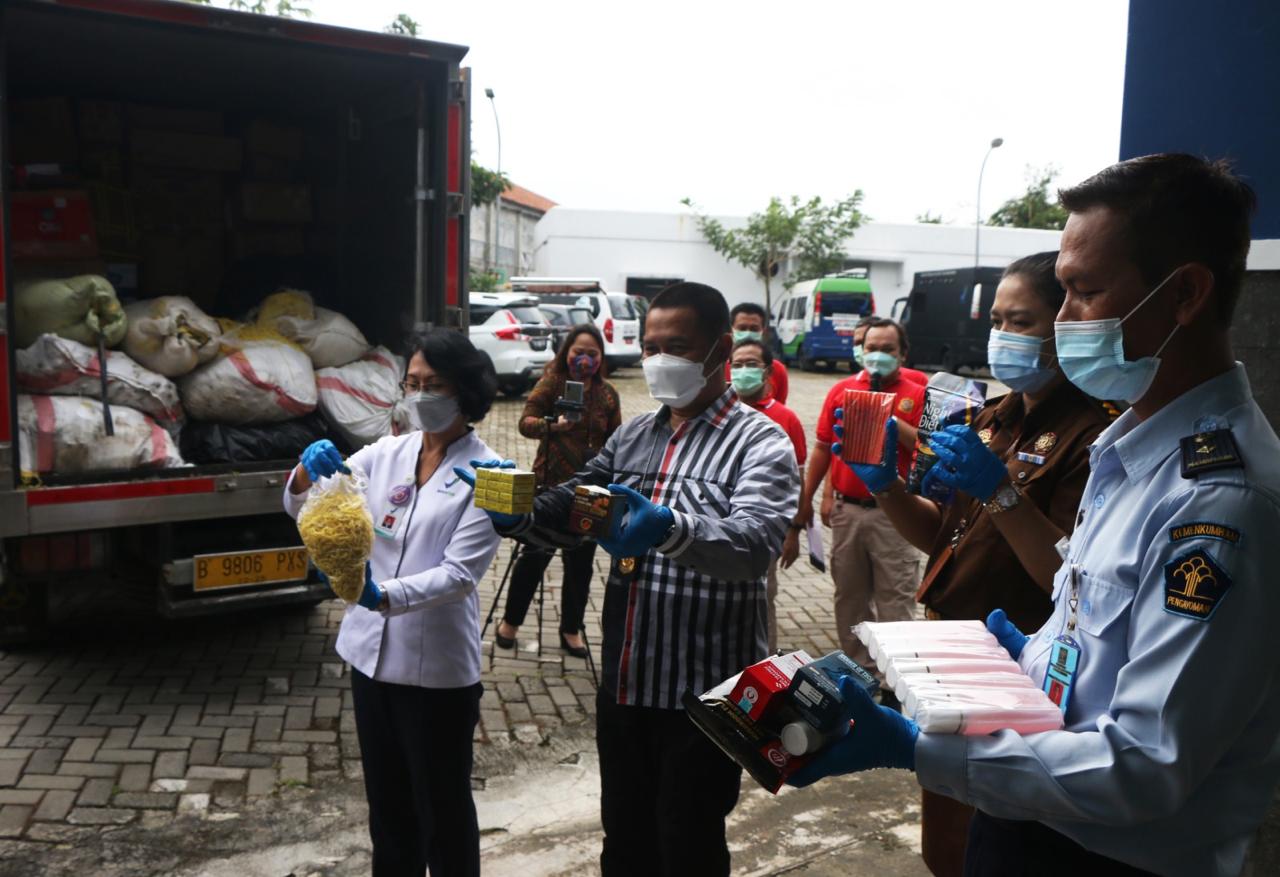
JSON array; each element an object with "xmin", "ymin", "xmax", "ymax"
[{"xmin": 0, "ymin": 0, "xmax": 471, "ymax": 640}]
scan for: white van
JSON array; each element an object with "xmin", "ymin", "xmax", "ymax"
[{"xmin": 509, "ymin": 277, "xmax": 642, "ymax": 368}]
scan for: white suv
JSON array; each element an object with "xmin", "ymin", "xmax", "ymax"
[
  {"xmin": 468, "ymin": 293, "xmax": 555, "ymax": 397},
  {"xmin": 509, "ymin": 277, "xmax": 642, "ymax": 369}
]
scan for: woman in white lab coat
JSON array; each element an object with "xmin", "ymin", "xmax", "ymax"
[{"xmin": 285, "ymin": 328, "xmax": 502, "ymax": 877}]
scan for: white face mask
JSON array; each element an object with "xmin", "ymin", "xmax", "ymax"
[
  {"xmin": 404, "ymin": 392, "xmax": 461, "ymax": 433},
  {"xmin": 642, "ymin": 343, "xmax": 721, "ymax": 408}
]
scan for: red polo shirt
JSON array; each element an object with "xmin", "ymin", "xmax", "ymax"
[
  {"xmin": 816, "ymin": 371, "xmax": 925, "ymax": 499},
  {"xmin": 724, "ymin": 359, "xmax": 789, "ymax": 404},
  {"xmin": 745, "ymin": 396, "xmax": 806, "ymax": 465},
  {"xmin": 900, "ymin": 366, "xmax": 929, "ymax": 386}
]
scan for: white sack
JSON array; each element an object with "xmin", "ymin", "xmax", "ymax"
[
  {"xmin": 123, "ymin": 296, "xmax": 222, "ymax": 378},
  {"xmin": 18, "ymin": 394, "xmax": 184, "ymax": 474},
  {"xmin": 17, "ymin": 334, "xmax": 184, "ymax": 432},
  {"xmin": 316, "ymin": 347, "xmax": 405, "ymax": 448},
  {"xmin": 179, "ymin": 329, "xmax": 317, "ymax": 425}
]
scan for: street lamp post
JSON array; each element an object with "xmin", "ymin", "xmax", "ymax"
[
  {"xmin": 975, "ymin": 137, "xmax": 1004, "ymax": 269},
  {"xmin": 485, "ymin": 88, "xmax": 502, "ymax": 274}
]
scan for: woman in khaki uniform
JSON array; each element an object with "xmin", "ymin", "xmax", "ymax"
[{"xmin": 856, "ymin": 252, "xmax": 1113, "ymax": 876}]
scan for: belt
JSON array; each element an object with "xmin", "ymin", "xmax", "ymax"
[{"xmin": 834, "ymin": 490, "xmax": 877, "ymax": 509}]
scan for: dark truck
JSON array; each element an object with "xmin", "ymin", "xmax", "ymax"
[
  {"xmin": 896, "ymin": 267, "xmax": 1003, "ymax": 372},
  {"xmin": 0, "ymin": 0, "xmax": 472, "ymax": 642}
]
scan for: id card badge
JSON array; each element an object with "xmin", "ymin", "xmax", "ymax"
[
  {"xmin": 374, "ymin": 481, "xmax": 414, "ymax": 540},
  {"xmin": 1043, "ymin": 634, "xmax": 1081, "ymax": 715}
]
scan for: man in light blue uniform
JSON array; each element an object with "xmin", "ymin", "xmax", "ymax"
[{"xmin": 792, "ymin": 153, "xmax": 1280, "ymax": 877}]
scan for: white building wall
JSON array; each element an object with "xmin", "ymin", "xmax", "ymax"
[{"xmin": 532, "ymin": 208, "xmax": 1064, "ymax": 316}]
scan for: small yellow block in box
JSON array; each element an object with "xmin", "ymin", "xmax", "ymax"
[{"xmin": 474, "ymin": 468, "xmax": 536, "ymax": 515}]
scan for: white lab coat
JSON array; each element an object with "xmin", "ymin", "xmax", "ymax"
[{"xmin": 284, "ymin": 429, "xmax": 501, "ymax": 688}]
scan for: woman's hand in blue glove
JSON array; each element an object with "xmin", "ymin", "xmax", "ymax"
[
  {"xmin": 300, "ymin": 439, "xmax": 349, "ymax": 481},
  {"xmin": 922, "ymin": 425, "xmax": 1007, "ymax": 501},
  {"xmin": 451, "ymin": 459, "xmax": 522, "ymax": 528},
  {"xmin": 786, "ymin": 676, "xmax": 920, "ymax": 787},
  {"xmin": 832, "ymin": 412, "xmax": 900, "ymax": 495},
  {"xmin": 598, "ymin": 484, "xmax": 674, "ymax": 557},
  {"xmin": 358, "ymin": 562, "xmax": 386, "ymax": 611},
  {"xmin": 987, "ymin": 608, "xmax": 1028, "ymax": 660}
]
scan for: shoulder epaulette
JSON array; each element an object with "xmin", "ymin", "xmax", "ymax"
[{"xmin": 1180, "ymin": 428, "xmax": 1243, "ymax": 479}]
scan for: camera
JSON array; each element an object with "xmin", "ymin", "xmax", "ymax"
[{"xmin": 553, "ymin": 380, "xmax": 585, "ymax": 423}]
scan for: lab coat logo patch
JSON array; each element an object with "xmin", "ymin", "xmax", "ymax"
[{"xmin": 1164, "ymin": 548, "xmax": 1231, "ymax": 621}]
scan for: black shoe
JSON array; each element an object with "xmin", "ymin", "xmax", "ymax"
[
  {"xmin": 495, "ymin": 625, "xmax": 516, "ymax": 650},
  {"xmin": 559, "ymin": 632, "xmax": 589, "ymax": 659}
]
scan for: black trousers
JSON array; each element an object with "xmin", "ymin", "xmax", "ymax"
[
  {"xmin": 350, "ymin": 669, "xmax": 482, "ymax": 877},
  {"xmin": 964, "ymin": 809, "xmax": 1157, "ymax": 876},
  {"xmin": 596, "ymin": 691, "xmax": 742, "ymax": 877},
  {"xmin": 503, "ymin": 542, "xmax": 596, "ymax": 635}
]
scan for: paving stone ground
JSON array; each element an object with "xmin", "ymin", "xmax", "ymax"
[{"xmin": 0, "ymin": 368, "xmax": 858, "ymax": 847}]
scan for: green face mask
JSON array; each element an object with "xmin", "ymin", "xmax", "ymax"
[
  {"xmin": 731, "ymin": 366, "xmax": 766, "ymax": 396},
  {"xmin": 853, "ymin": 344, "xmax": 865, "ymax": 367},
  {"xmin": 732, "ymin": 330, "xmax": 763, "ymax": 343}
]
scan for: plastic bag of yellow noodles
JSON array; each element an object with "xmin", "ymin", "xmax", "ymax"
[{"xmin": 296, "ymin": 465, "xmax": 374, "ymax": 603}]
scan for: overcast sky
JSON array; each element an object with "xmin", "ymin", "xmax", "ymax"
[{"xmin": 301, "ymin": 0, "xmax": 1129, "ymax": 224}]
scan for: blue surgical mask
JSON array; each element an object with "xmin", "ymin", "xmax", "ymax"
[
  {"xmin": 988, "ymin": 329, "xmax": 1056, "ymax": 393},
  {"xmin": 853, "ymin": 344, "xmax": 865, "ymax": 367},
  {"xmin": 1054, "ymin": 268, "xmax": 1180, "ymax": 403},
  {"xmin": 733, "ymin": 330, "xmax": 763, "ymax": 343},
  {"xmin": 862, "ymin": 351, "xmax": 898, "ymax": 378}
]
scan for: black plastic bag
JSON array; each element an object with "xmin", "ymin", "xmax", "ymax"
[{"xmin": 180, "ymin": 411, "xmax": 344, "ymax": 465}]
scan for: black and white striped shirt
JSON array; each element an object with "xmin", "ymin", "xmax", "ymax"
[{"xmin": 507, "ymin": 388, "xmax": 801, "ymax": 709}]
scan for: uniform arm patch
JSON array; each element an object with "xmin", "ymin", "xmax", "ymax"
[
  {"xmin": 1169, "ymin": 522, "xmax": 1242, "ymax": 545},
  {"xmin": 1164, "ymin": 548, "xmax": 1232, "ymax": 621}
]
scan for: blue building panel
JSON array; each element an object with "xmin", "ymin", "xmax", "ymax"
[{"xmin": 1121, "ymin": 1, "xmax": 1280, "ymax": 239}]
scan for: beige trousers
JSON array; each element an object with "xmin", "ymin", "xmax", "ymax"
[{"xmin": 829, "ymin": 500, "xmax": 920, "ymax": 676}]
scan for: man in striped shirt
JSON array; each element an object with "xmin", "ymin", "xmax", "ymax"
[{"xmin": 477, "ymin": 282, "xmax": 801, "ymax": 875}]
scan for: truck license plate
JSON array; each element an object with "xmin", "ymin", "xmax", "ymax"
[{"xmin": 194, "ymin": 547, "xmax": 309, "ymax": 591}]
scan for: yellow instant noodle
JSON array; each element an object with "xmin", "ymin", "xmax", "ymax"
[{"xmin": 298, "ymin": 490, "xmax": 374, "ymax": 603}]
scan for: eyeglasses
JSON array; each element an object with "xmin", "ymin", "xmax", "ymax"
[{"xmin": 400, "ymin": 380, "xmax": 449, "ymax": 395}]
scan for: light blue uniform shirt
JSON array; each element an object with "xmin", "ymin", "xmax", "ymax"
[{"xmin": 916, "ymin": 364, "xmax": 1280, "ymax": 876}]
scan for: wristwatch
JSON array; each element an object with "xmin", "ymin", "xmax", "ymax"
[{"xmin": 984, "ymin": 482, "xmax": 1023, "ymax": 515}]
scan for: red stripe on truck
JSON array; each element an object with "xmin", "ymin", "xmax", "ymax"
[{"xmin": 26, "ymin": 478, "xmax": 218, "ymax": 506}]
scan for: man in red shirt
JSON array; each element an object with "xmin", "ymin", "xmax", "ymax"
[
  {"xmin": 854, "ymin": 317, "xmax": 929, "ymax": 386},
  {"xmin": 724, "ymin": 302, "xmax": 789, "ymax": 403},
  {"xmin": 730, "ymin": 338, "xmax": 806, "ymax": 652},
  {"xmin": 800, "ymin": 318, "xmax": 925, "ymax": 699}
]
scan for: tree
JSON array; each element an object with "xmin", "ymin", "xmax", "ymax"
[
  {"xmin": 987, "ymin": 165, "xmax": 1069, "ymax": 230},
  {"xmin": 681, "ymin": 193, "xmax": 865, "ymax": 319},
  {"xmin": 180, "ymin": 0, "xmax": 311, "ymax": 17},
  {"xmin": 385, "ymin": 14, "xmax": 419, "ymax": 36},
  {"xmin": 471, "ymin": 162, "xmax": 509, "ymax": 208},
  {"xmin": 916, "ymin": 211, "xmax": 944, "ymax": 224},
  {"xmin": 469, "ymin": 270, "xmax": 503, "ymax": 292}
]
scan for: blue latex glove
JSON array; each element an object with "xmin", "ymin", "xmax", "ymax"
[
  {"xmin": 832, "ymin": 411, "xmax": 900, "ymax": 494},
  {"xmin": 787, "ymin": 676, "xmax": 920, "ymax": 787},
  {"xmin": 921, "ymin": 425, "xmax": 1007, "ymax": 501},
  {"xmin": 300, "ymin": 439, "xmax": 349, "ymax": 481},
  {"xmin": 357, "ymin": 562, "xmax": 385, "ymax": 611},
  {"xmin": 451, "ymin": 459, "xmax": 522, "ymax": 528},
  {"xmin": 987, "ymin": 608, "xmax": 1028, "ymax": 660},
  {"xmin": 598, "ymin": 483, "xmax": 675, "ymax": 557}
]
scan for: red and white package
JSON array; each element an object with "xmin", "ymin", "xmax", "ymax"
[{"xmin": 840, "ymin": 389, "xmax": 896, "ymax": 464}]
